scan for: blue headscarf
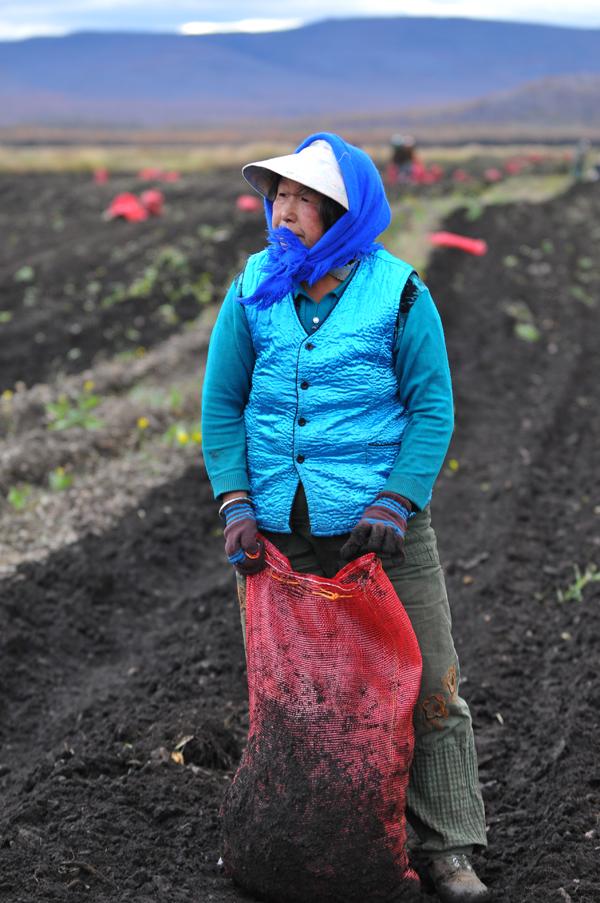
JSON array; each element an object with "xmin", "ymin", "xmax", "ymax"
[{"xmin": 239, "ymin": 132, "xmax": 391, "ymax": 310}]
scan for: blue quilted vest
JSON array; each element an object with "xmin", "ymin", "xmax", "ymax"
[{"xmin": 239, "ymin": 249, "xmax": 414, "ymax": 535}]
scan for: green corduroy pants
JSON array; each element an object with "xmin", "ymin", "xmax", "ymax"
[{"xmin": 236, "ymin": 484, "xmax": 487, "ymax": 856}]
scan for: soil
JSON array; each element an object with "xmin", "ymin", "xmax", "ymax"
[{"xmin": 1, "ymin": 168, "xmax": 599, "ymax": 903}]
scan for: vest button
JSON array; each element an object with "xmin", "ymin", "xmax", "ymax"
[
  {"xmin": 296, "ymin": 454, "xmax": 305, "ymax": 463},
  {"xmin": 306, "ymin": 342, "xmax": 315, "ymax": 350},
  {"xmin": 300, "ymin": 380, "xmax": 309, "ymax": 390},
  {"xmin": 298, "ymin": 417, "xmax": 307, "ymax": 426}
]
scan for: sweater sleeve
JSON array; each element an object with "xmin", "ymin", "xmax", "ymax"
[
  {"xmin": 382, "ymin": 276, "xmax": 454, "ymax": 509},
  {"xmin": 201, "ymin": 281, "xmax": 256, "ymax": 499}
]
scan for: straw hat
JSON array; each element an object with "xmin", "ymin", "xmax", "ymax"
[{"xmin": 242, "ymin": 139, "xmax": 349, "ymax": 210}]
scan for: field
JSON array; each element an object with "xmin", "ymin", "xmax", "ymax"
[{"xmin": 0, "ymin": 150, "xmax": 599, "ymax": 903}]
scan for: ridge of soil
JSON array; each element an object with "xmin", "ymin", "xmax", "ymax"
[{"xmin": 1, "ymin": 174, "xmax": 599, "ymax": 902}]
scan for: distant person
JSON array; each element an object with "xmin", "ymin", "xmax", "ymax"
[
  {"xmin": 572, "ymin": 138, "xmax": 590, "ymax": 181},
  {"xmin": 389, "ymin": 133, "xmax": 416, "ymax": 183},
  {"xmin": 201, "ymin": 133, "xmax": 490, "ymax": 902}
]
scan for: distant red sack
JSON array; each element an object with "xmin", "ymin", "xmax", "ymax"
[
  {"xmin": 137, "ymin": 167, "xmax": 163, "ymax": 180},
  {"xmin": 236, "ymin": 194, "xmax": 263, "ymax": 212},
  {"xmin": 140, "ymin": 189, "xmax": 164, "ymax": 216},
  {"xmin": 105, "ymin": 192, "xmax": 148, "ymax": 222},
  {"xmin": 429, "ymin": 231, "xmax": 488, "ymax": 256},
  {"xmin": 222, "ymin": 539, "xmax": 422, "ymax": 903}
]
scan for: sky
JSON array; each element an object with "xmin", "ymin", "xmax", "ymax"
[{"xmin": 0, "ymin": 0, "xmax": 599, "ymax": 41}]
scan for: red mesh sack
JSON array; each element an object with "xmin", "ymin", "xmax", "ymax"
[{"xmin": 222, "ymin": 538, "xmax": 423, "ymax": 903}]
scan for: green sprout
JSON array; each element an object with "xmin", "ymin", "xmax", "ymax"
[
  {"xmin": 514, "ymin": 322, "xmax": 541, "ymax": 343},
  {"xmin": 46, "ymin": 386, "xmax": 104, "ymax": 431},
  {"xmin": 168, "ymin": 388, "xmax": 183, "ymax": 413},
  {"xmin": 557, "ymin": 564, "xmax": 600, "ymax": 603},
  {"xmin": 48, "ymin": 467, "xmax": 74, "ymax": 492},
  {"xmin": 157, "ymin": 303, "xmax": 179, "ymax": 325},
  {"xmin": 7, "ymin": 484, "xmax": 33, "ymax": 511},
  {"xmin": 503, "ymin": 301, "xmax": 541, "ymax": 342},
  {"xmin": 155, "ymin": 246, "xmax": 188, "ymax": 270},
  {"xmin": 162, "ymin": 422, "xmax": 202, "ymax": 447},
  {"xmin": 14, "ymin": 265, "xmax": 35, "ymax": 283},
  {"xmin": 129, "ymin": 266, "xmax": 158, "ymax": 299},
  {"xmin": 569, "ymin": 285, "xmax": 596, "ymax": 309},
  {"xmin": 101, "ymin": 283, "xmax": 127, "ymax": 309},
  {"xmin": 576, "ymin": 256, "xmax": 593, "ymax": 270}
]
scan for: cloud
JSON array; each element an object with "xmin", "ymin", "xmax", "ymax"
[
  {"xmin": 180, "ymin": 18, "xmax": 304, "ymax": 35},
  {"xmin": 359, "ymin": 0, "xmax": 600, "ymax": 26},
  {"xmin": 0, "ymin": 20, "xmax": 68, "ymax": 40}
]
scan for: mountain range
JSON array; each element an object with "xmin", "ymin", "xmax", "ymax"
[{"xmin": 0, "ymin": 17, "xmax": 599, "ymax": 130}]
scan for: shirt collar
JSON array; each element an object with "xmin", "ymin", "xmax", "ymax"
[{"xmin": 294, "ymin": 261, "xmax": 357, "ymax": 302}]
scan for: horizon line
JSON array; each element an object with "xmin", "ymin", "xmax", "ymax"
[{"xmin": 1, "ymin": 12, "xmax": 599, "ymax": 43}]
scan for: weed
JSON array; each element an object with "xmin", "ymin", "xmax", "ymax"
[
  {"xmin": 464, "ymin": 199, "xmax": 483, "ymax": 221},
  {"xmin": 85, "ymin": 280, "xmax": 102, "ymax": 299},
  {"xmin": 503, "ymin": 300, "xmax": 541, "ymax": 342},
  {"xmin": 185, "ymin": 272, "xmax": 214, "ymax": 306},
  {"xmin": 514, "ymin": 322, "xmax": 541, "ymax": 342},
  {"xmin": 504, "ymin": 301, "xmax": 534, "ymax": 322},
  {"xmin": 163, "ymin": 422, "xmax": 202, "ymax": 447},
  {"xmin": 129, "ymin": 267, "xmax": 158, "ymax": 299},
  {"xmin": 101, "ymin": 283, "xmax": 127, "ymax": 309},
  {"xmin": 569, "ymin": 285, "xmax": 596, "ymax": 308},
  {"xmin": 7, "ymin": 484, "xmax": 33, "ymax": 511},
  {"xmin": 14, "ymin": 265, "xmax": 35, "ymax": 283},
  {"xmin": 129, "ymin": 385, "xmax": 187, "ymax": 417},
  {"xmin": 48, "ymin": 467, "xmax": 73, "ymax": 491},
  {"xmin": 557, "ymin": 564, "xmax": 600, "ymax": 603},
  {"xmin": 156, "ymin": 246, "xmax": 188, "ymax": 270},
  {"xmin": 169, "ymin": 388, "xmax": 183, "ymax": 413},
  {"xmin": 0, "ymin": 311, "xmax": 13, "ymax": 323},
  {"xmin": 99, "ymin": 246, "xmax": 193, "ymax": 311},
  {"xmin": 576, "ymin": 256, "xmax": 593, "ymax": 270},
  {"xmin": 46, "ymin": 389, "xmax": 104, "ymax": 431},
  {"xmin": 157, "ymin": 303, "xmax": 179, "ymax": 325},
  {"xmin": 198, "ymin": 224, "xmax": 217, "ymax": 240}
]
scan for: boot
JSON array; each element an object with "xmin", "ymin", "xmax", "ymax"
[{"xmin": 427, "ymin": 853, "xmax": 490, "ymax": 902}]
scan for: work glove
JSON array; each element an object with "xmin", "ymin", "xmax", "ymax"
[
  {"xmin": 340, "ymin": 492, "xmax": 411, "ymax": 563},
  {"xmin": 220, "ymin": 496, "xmax": 266, "ymax": 575}
]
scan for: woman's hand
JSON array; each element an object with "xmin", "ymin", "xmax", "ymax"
[
  {"xmin": 340, "ymin": 493, "xmax": 411, "ymax": 562},
  {"xmin": 219, "ymin": 496, "xmax": 266, "ymax": 575}
]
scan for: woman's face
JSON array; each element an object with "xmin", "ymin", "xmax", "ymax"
[{"xmin": 272, "ymin": 178, "xmax": 325, "ymax": 249}]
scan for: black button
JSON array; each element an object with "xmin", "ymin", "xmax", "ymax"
[
  {"xmin": 300, "ymin": 380, "xmax": 309, "ymax": 390},
  {"xmin": 306, "ymin": 342, "xmax": 315, "ymax": 350},
  {"xmin": 298, "ymin": 417, "xmax": 307, "ymax": 426},
  {"xmin": 296, "ymin": 454, "xmax": 305, "ymax": 463}
]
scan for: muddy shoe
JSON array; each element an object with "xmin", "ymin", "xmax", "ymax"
[{"xmin": 427, "ymin": 853, "xmax": 489, "ymax": 902}]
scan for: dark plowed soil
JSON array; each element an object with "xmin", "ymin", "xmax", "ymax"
[
  {"xmin": 1, "ymin": 174, "xmax": 599, "ymax": 903},
  {"xmin": 0, "ymin": 171, "xmax": 264, "ymax": 389}
]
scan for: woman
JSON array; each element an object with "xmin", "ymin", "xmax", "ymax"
[{"xmin": 201, "ymin": 133, "xmax": 489, "ymax": 903}]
